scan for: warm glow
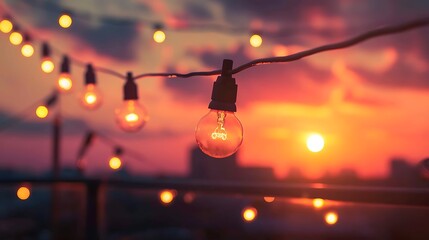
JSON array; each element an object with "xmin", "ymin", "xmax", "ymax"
[
  {"xmin": 324, "ymin": 211, "xmax": 338, "ymax": 225},
  {"xmin": 35, "ymin": 105, "xmax": 49, "ymax": 119},
  {"xmin": 249, "ymin": 34, "xmax": 262, "ymax": 48},
  {"xmin": 125, "ymin": 113, "xmax": 139, "ymax": 122},
  {"xmin": 17, "ymin": 186, "xmax": 30, "ymax": 200},
  {"xmin": 58, "ymin": 14, "xmax": 72, "ymax": 28},
  {"xmin": 153, "ymin": 30, "xmax": 166, "ymax": 43},
  {"xmin": 159, "ymin": 190, "xmax": 175, "ymax": 205},
  {"xmin": 80, "ymin": 84, "xmax": 102, "ymax": 110},
  {"xmin": 41, "ymin": 58, "xmax": 55, "ymax": 73},
  {"xmin": 115, "ymin": 100, "xmax": 149, "ymax": 132},
  {"xmin": 313, "ymin": 198, "xmax": 325, "ymax": 208},
  {"xmin": 21, "ymin": 44, "xmax": 34, "ymax": 57},
  {"xmin": 9, "ymin": 31, "xmax": 23, "ymax": 45},
  {"xmin": 306, "ymin": 133, "xmax": 325, "ymax": 152},
  {"xmin": 242, "ymin": 207, "xmax": 257, "ymax": 222},
  {"xmin": 183, "ymin": 192, "xmax": 195, "ymax": 203},
  {"xmin": 195, "ymin": 110, "xmax": 243, "ymax": 158},
  {"xmin": 57, "ymin": 74, "xmax": 72, "ymax": 92},
  {"xmin": 0, "ymin": 19, "xmax": 13, "ymax": 33},
  {"xmin": 109, "ymin": 156, "xmax": 122, "ymax": 170},
  {"xmin": 264, "ymin": 196, "xmax": 275, "ymax": 203}
]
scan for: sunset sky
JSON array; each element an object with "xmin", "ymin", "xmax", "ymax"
[{"xmin": 1, "ymin": 0, "xmax": 429, "ymax": 179}]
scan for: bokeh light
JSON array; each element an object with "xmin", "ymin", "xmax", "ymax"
[
  {"xmin": 242, "ymin": 207, "xmax": 257, "ymax": 222},
  {"xmin": 153, "ymin": 30, "xmax": 166, "ymax": 43},
  {"xmin": 17, "ymin": 186, "xmax": 30, "ymax": 200},
  {"xmin": 324, "ymin": 211, "xmax": 338, "ymax": 225},
  {"xmin": 312, "ymin": 198, "xmax": 325, "ymax": 209},
  {"xmin": 109, "ymin": 156, "xmax": 122, "ymax": 170},
  {"xmin": 58, "ymin": 13, "xmax": 72, "ymax": 28},
  {"xmin": 21, "ymin": 44, "xmax": 34, "ymax": 57},
  {"xmin": 249, "ymin": 34, "xmax": 262, "ymax": 48},
  {"xmin": 159, "ymin": 190, "xmax": 176, "ymax": 205},
  {"xmin": 9, "ymin": 31, "xmax": 23, "ymax": 45},
  {"xmin": 0, "ymin": 19, "xmax": 13, "ymax": 33},
  {"xmin": 264, "ymin": 196, "xmax": 275, "ymax": 203},
  {"xmin": 35, "ymin": 105, "xmax": 49, "ymax": 119},
  {"xmin": 41, "ymin": 58, "xmax": 55, "ymax": 73}
]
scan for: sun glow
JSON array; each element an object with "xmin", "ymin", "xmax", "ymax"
[{"xmin": 306, "ymin": 133, "xmax": 325, "ymax": 152}]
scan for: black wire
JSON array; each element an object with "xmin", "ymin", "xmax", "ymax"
[{"xmin": 132, "ymin": 17, "xmax": 429, "ymax": 80}]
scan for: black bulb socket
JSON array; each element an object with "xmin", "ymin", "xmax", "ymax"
[
  {"xmin": 60, "ymin": 55, "xmax": 70, "ymax": 73},
  {"xmin": 85, "ymin": 64, "xmax": 96, "ymax": 85},
  {"xmin": 208, "ymin": 59, "xmax": 237, "ymax": 112},
  {"xmin": 123, "ymin": 72, "xmax": 138, "ymax": 100}
]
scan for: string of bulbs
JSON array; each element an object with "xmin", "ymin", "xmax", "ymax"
[{"xmin": 1, "ymin": 10, "xmax": 429, "ymax": 159}]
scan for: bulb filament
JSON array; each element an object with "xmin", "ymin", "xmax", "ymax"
[{"xmin": 211, "ymin": 111, "xmax": 227, "ymax": 140}]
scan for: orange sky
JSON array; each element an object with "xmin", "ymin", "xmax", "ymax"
[{"xmin": 1, "ymin": 0, "xmax": 429, "ymax": 179}]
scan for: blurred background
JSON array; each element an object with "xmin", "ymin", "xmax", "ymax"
[{"xmin": 1, "ymin": 0, "xmax": 429, "ymax": 239}]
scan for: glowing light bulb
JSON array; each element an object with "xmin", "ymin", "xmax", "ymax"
[
  {"xmin": 249, "ymin": 34, "xmax": 262, "ymax": 48},
  {"xmin": 195, "ymin": 110, "xmax": 243, "ymax": 158},
  {"xmin": 159, "ymin": 190, "xmax": 176, "ymax": 205},
  {"xmin": 242, "ymin": 207, "xmax": 257, "ymax": 222},
  {"xmin": 80, "ymin": 84, "xmax": 102, "ymax": 110},
  {"xmin": 17, "ymin": 186, "xmax": 30, "ymax": 200},
  {"xmin": 57, "ymin": 73, "xmax": 73, "ymax": 92},
  {"xmin": 264, "ymin": 196, "xmax": 275, "ymax": 203},
  {"xmin": 324, "ymin": 211, "xmax": 338, "ymax": 225},
  {"xmin": 109, "ymin": 156, "xmax": 122, "ymax": 170},
  {"xmin": 21, "ymin": 43, "xmax": 34, "ymax": 57},
  {"xmin": 36, "ymin": 105, "xmax": 49, "ymax": 119},
  {"xmin": 153, "ymin": 30, "xmax": 166, "ymax": 43},
  {"xmin": 115, "ymin": 100, "xmax": 148, "ymax": 132},
  {"xmin": 58, "ymin": 13, "xmax": 72, "ymax": 28},
  {"xmin": 9, "ymin": 31, "xmax": 23, "ymax": 45},
  {"xmin": 306, "ymin": 133, "xmax": 325, "ymax": 152},
  {"xmin": 313, "ymin": 198, "xmax": 325, "ymax": 209},
  {"xmin": 41, "ymin": 57, "xmax": 55, "ymax": 73},
  {"xmin": 0, "ymin": 19, "xmax": 13, "ymax": 33}
]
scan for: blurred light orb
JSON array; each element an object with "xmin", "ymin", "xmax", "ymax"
[
  {"xmin": 17, "ymin": 186, "xmax": 30, "ymax": 200},
  {"xmin": 36, "ymin": 105, "xmax": 49, "ymax": 119},
  {"xmin": 109, "ymin": 156, "xmax": 122, "ymax": 170},
  {"xmin": 153, "ymin": 30, "xmax": 166, "ymax": 43},
  {"xmin": 249, "ymin": 34, "xmax": 262, "ymax": 48},
  {"xmin": 57, "ymin": 74, "xmax": 73, "ymax": 92},
  {"xmin": 9, "ymin": 31, "xmax": 23, "ymax": 45},
  {"xmin": 159, "ymin": 190, "xmax": 175, "ymax": 205},
  {"xmin": 41, "ymin": 58, "xmax": 55, "ymax": 73},
  {"xmin": 324, "ymin": 211, "xmax": 338, "ymax": 225},
  {"xmin": 21, "ymin": 44, "xmax": 34, "ymax": 57},
  {"xmin": 313, "ymin": 198, "xmax": 324, "ymax": 209},
  {"xmin": 0, "ymin": 19, "xmax": 13, "ymax": 33},
  {"xmin": 264, "ymin": 196, "xmax": 275, "ymax": 203},
  {"xmin": 242, "ymin": 207, "xmax": 257, "ymax": 222},
  {"xmin": 58, "ymin": 14, "xmax": 72, "ymax": 28},
  {"xmin": 306, "ymin": 133, "xmax": 325, "ymax": 152}
]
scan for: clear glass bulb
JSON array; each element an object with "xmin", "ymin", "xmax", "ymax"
[
  {"xmin": 195, "ymin": 110, "xmax": 243, "ymax": 158},
  {"xmin": 115, "ymin": 100, "xmax": 148, "ymax": 132},
  {"xmin": 80, "ymin": 84, "xmax": 102, "ymax": 110},
  {"xmin": 41, "ymin": 57, "xmax": 55, "ymax": 73},
  {"xmin": 109, "ymin": 156, "xmax": 122, "ymax": 170},
  {"xmin": 57, "ymin": 73, "xmax": 72, "ymax": 92},
  {"xmin": 0, "ymin": 19, "xmax": 13, "ymax": 33},
  {"xmin": 153, "ymin": 30, "xmax": 166, "ymax": 43},
  {"xmin": 58, "ymin": 14, "xmax": 72, "ymax": 28},
  {"xmin": 21, "ymin": 43, "xmax": 34, "ymax": 57},
  {"xmin": 9, "ymin": 31, "xmax": 23, "ymax": 45}
]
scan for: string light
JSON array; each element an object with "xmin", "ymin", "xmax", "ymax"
[
  {"xmin": 115, "ymin": 72, "xmax": 149, "ymax": 132},
  {"xmin": 153, "ymin": 24, "xmax": 166, "ymax": 43},
  {"xmin": 9, "ymin": 27, "xmax": 23, "ymax": 45},
  {"xmin": 312, "ymin": 198, "xmax": 325, "ymax": 209},
  {"xmin": 58, "ymin": 12, "xmax": 73, "ymax": 29},
  {"xmin": 21, "ymin": 34, "xmax": 34, "ymax": 57},
  {"xmin": 57, "ymin": 55, "xmax": 73, "ymax": 92},
  {"xmin": 35, "ymin": 92, "xmax": 58, "ymax": 119},
  {"xmin": 41, "ymin": 42, "xmax": 54, "ymax": 73},
  {"xmin": 159, "ymin": 189, "xmax": 176, "ymax": 205},
  {"xmin": 264, "ymin": 196, "xmax": 275, "ymax": 203},
  {"xmin": 249, "ymin": 33, "xmax": 262, "ymax": 48},
  {"xmin": 195, "ymin": 59, "xmax": 243, "ymax": 158},
  {"xmin": 0, "ymin": 17, "xmax": 13, "ymax": 33},
  {"xmin": 242, "ymin": 206, "xmax": 257, "ymax": 222},
  {"xmin": 16, "ymin": 185, "xmax": 31, "ymax": 200},
  {"xmin": 324, "ymin": 211, "xmax": 338, "ymax": 225},
  {"xmin": 109, "ymin": 147, "xmax": 123, "ymax": 170},
  {"xmin": 80, "ymin": 64, "xmax": 102, "ymax": 110}
]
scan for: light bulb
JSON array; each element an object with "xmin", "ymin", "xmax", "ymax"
[
  {"xmin": 9, "ymin": 31, "xmax": 23, "ymax": 45},
  {"xmin": 195, "ymin": 110, "xmax": 243, "ymax": 158},
  {"xmin": 36, "ymin": 105, "xmax": 49, "ymax": 119},
  {"xmin": 58, "ymin": 13, "xmax": 72, "ymax": 28},
  {"xmin": 159, "ymin": 190, "xmax": 176, "ymax": 205},
  {"xmin": 0, "ymin": 19, "xmax": 13, "ymax": 33},
  {"xmin": 41, "ymin": 57, "xmax": 55, "ymax": 73},
  {"xmin": 115, "ymin": 100, "xmax": 148, "ymax": 132},
  {"xmin": 21, "ymin": 43, "xmax": 34, "ymax": 57},
  {"xmin": 249, "ymin": 34, "xmax": 262, "ymax": 48},
  {"xmin": 80, "ymin": 84, "xmax": 102, "ymax": 110},
  {"xmin": 57, "ymin": 73, "xmax": 73, "ymax": 92},
  {"xmin": 109, "ymin": 156, "xmax": 122, "ymax": 170},
  {"xmin": 242, "ymin": 207, "xmax": 257, "ymax": 222},
  {"xmin": 17, "ymin": 186, "xmax": 31, "ymax": 200},
  {"xmin": 153, "ymin": 30, "xmax": 166, "ymax": 43}
]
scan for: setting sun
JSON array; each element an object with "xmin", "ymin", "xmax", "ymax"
[{"xmin": 306, "ymin": 133, "xmax": 325, "ymax": 153}]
